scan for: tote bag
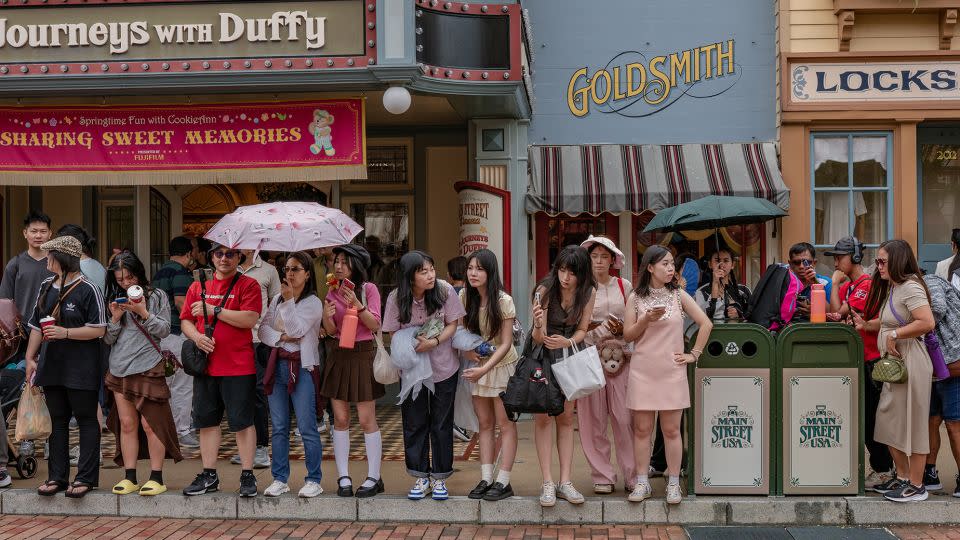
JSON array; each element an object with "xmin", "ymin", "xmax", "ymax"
[
  {"xmin": 500, "ymin": 336, "xmax": 565, "ymax": 420},
  {"xmin": 372, "ymin": 331, "xmax": 400, "ymax": 385},
  {"xmin": 552, "ymin": 343, "xmax": 606, "ymax": 401}
]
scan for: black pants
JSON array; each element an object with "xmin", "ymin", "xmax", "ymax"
[
  {"xmin": 864, "ymin": 361, "xmax": 893, "ymax": 473},
  {"xmin": 45, "ymin": 386, "xmax": 100, "ymax": 486},
  {"xmin": 651, "ymin": 413, "xmax": 688, "ymax": 473},
  {"xmin": 253, "ymin": 344, "xmax": 271, "ymax": 447},
  {"xmin": 400, "ymin": 372, "xmax": 457, "ymax": 479}
]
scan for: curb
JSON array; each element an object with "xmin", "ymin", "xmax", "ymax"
[{"xmin": 3, "ymin": 489, "xmax": 960, "ymax": 525}]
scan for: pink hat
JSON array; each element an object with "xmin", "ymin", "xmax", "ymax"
[{"xmin": 580, "ymin": 235, "xmax": 625, "ymax": 270}]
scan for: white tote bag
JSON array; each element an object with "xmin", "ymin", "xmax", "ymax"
[
  {"xmin": 552, "ymin": 344, "xmax": 606, "ymax": 400},
  {"xmin": 372, "ymin": 331, "xmax": 400, "ymax": 385}
]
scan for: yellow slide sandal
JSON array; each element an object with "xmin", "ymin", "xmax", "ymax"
[
  {"xmin": 139, "ymin": 480, "xmax": 167, "ymax": 496},
  {"xmin": 112, "ymin": 479, "xmax": 140, "ymax": 495}
]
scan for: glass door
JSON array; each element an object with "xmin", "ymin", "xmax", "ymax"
[{"xmin": 918, "ymin": 127, "xmax": 960, "ymax": 274}]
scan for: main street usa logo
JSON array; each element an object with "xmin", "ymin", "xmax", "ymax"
[
  {"xmin": 799, "ymin": 405, "xmax": 843, "ymax": 448},
  {"xmin": 710, "ymin": 405, "xmax": 754, "ymax": 448}
]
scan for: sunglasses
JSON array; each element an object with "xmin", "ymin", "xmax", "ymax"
[
  {"xmin": 282, "ymin": 266, "xmax": 305, "ymax": 274},
  {"xmin": 211, "ymin": 251, "xmax": 239, "ymax": 259},
  {"xmin": 874, "ymin": 258, "xmax": 888, "ymax": 267}
]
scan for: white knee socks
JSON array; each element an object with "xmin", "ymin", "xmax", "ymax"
[
  {"xmin": 333, "ymin": 429, "xmax": 350, "ymax": 487},
  {"xmin": 362, "ymin": 431, "xmax": 382, "ymax": 488}
]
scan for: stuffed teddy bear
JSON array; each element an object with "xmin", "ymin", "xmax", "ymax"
[
  {"xmin": 308, "ymin": 109, "xmax": 335, "ymax": 156},
  {"xmin": 599, "ymin": 344, "xmax": 625, "ymax": 375}
]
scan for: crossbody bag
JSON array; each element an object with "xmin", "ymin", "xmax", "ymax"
[{"xmin": 181, "ymin": 273, "xmax": 242, "ymax": 377}]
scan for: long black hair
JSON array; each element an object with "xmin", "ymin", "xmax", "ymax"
[
  {"xmin": 463, "ymin": 249, "xmax": 505, "ymax": 339},
  {"xmin": 634, "ymin": 245, "xmax": 679, "ymax": 298},
  {"xmin": 949, "ymin": 228, "xmax": 960, "ymax": 279},
  {"xmin": 282, "ymin": 251, "xmax": 316, "ymax": 304},
  {"xmin": 332, "ymin": 246, "xmax": 370, "ymax": 292},
  {"xmin": 534, "ymin": 245, "xmax": 594, "ymax": 324},
  {"xmin": 395, "ymin": 250, "xmax": 447, "ymax": 325},
  {"xmin": 106, "ymin": 250, "xmax": 151, "ymax": 304}
]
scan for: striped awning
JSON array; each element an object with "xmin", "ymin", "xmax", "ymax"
[{"xmin": 525, "ymin": 143, "xmax": 789, "ymax": 216}]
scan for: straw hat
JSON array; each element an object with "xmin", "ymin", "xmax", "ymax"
[{"xmin": 580, "ymin": 235, "xmax": 625, "ymax": 269}]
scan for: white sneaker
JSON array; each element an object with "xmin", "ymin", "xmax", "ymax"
[
  {"xmin": 432, "ymin": 479, "xmax": 449, "ymax": 500},
  {"xmin": 408, "ymin": 477, "xmax": 431, "ymax": 500},
  {"xmin": 317, "ymin": 419, "xmax": 328, "ymax": 434},
  {"xmin": 865, "ymin": 470, "xmax": 894, "ymax": 489},
  {"xmin": 628, "ymin": 481, "xmax": 652, "ymax": 502},
  {"xmin": 539, "ymin": 481, "xmax": 557, "ymax": 507},
  {"xmin": 254, "ymin": 446, "xmax": 271, "ymax": 469},
  {"xmin": 263, "ymin": 480, "xmax": 290, "ymax": 497},
  {"xmin": 298, "ymin": 481, "xmax": 323, "ymax": 498},
  {"xmin": 666, "ymin": 483, "xmax": 683, "ymax": 504},
  {"xmin": 556, "ymin": 481, "xmax": 584, "ymax": 504}
]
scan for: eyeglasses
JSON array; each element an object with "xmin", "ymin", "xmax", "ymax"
[
  {"xmin": 282, "ymin": 266, "xmax": 305, "ymax": 273},
  {"xmin": 211, "ymin": 251, "xmax": 238, "ymax": 259},
  {"xmin": 874, "ymin": 258, "xmax": 888, "ymax": 267}
]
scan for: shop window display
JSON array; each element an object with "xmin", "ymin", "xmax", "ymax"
[
  {"xmin": 920, "ymin": 143, "xmax": 960, "ymax": 245},
  {"xmin": 349, "ymin": 202, "xmax": 410, "ymax": 309}
]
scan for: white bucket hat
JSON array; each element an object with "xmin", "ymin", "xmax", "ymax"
[{"xmin": 580, "ymin": 235, "xmax": 625, "ymax": 270}]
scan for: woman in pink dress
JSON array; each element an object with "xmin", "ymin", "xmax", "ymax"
[{"xmin": 622, "ymin": 245, "xmax": 712, "ymax": 505}]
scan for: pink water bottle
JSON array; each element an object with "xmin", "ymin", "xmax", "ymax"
[
  {"xmin": 339, "ymin": 307, "xmax": 359, "ymax": 349},
  {"xmin": 810, "ymin": 284, "xmax": 826, "ymax": 323}
]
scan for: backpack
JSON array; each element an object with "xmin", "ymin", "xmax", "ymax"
[{"xmin": 746, "ymin": 263, "xmax": 802, "ymax": 331}]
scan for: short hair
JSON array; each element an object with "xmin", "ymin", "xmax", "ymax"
[
  {"xmin": 169, "ymin": 236, "xmax": 193, "ymax": 257},
  {"xmin": 789, "ymin": 242, "xmax": 817, "ymax": 259},
  {"xmin": 196, "ymin": 237, "xmax": 213, "ymax": 253},
  {"xmin": 23, "ymin": 210, "xmax": 51, "ymax": 229},
  {"xmin": 447, "ymin": 256, "xmax": 468, "ymax": 281}
]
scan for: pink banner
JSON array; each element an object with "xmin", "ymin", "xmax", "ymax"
[{"xmin": 0, "ymin": 99, "xmax": 365, "ymax": 172}]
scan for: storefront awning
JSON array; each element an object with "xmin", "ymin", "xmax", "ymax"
[{"xmin": 525, "ymin": 143, "xmax": 789, "ymax": 216}]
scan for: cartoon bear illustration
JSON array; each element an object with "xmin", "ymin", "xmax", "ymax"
[{"xmin": 308, "ymin": 109, "xmax": 335, "ymax": 156}]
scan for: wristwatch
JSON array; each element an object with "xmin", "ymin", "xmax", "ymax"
[
  {"xmin": 891, "ymin": 330, "xmax": 899, "ymax": 340},
  {"xmin": 214, "ymin": 306, "xmax": 222, "ymax": 316}
]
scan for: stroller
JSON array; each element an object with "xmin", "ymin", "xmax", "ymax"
[{"xmin": 1, "ymin": 368, "xmax": 39, "ymax": 479}]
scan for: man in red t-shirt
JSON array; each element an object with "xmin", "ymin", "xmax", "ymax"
[
  {"xmin": 180, "ymin": 243, "xmax": 262, "ymax": 498},
  {"xmin": 826, "ymin": 236, "xmax": 892, "ymax": 486}
]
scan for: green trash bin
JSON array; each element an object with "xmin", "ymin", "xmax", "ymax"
[
  {"xmin": 777, "ymin": 323, "xmax": 864, "ymax": 496},
  {"xmin": 687, "ymin": 322, "xmax": 775, "ymax": 495}
]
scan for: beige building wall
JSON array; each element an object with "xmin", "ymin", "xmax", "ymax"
[{"xmin": 425, "ymin": 146, "xmax": 468, "ymax": 281}]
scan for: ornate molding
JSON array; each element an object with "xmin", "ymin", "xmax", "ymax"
[
  {"xmin": 838, "ymin": 10, "xmax": 855, "ymax": 52},
  {"xmin": 941, "ymin": 8, "xmax": 958, "ymax": 49}
]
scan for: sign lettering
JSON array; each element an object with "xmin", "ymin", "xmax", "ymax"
[{"xmin": 792, "ymin": 61, "xmax": 960, "ymax": 103}]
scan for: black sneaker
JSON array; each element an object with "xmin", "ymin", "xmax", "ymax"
[
  {"xmin": 873, "ymin": 477, "xmax": 906, "ymax": 494},
  {"xmin": 884, "ymin": 482, "xmax": 929, "ymax": 502},
  {"xmin": 468, "ymin": 480, "xmax": 491, "ymax": 499},
  {"xmin": 453, "ymin": 425, "xmax": 471, "ymax": 442},
  {"xmin": 239, "ymin": 472, "xmax": 258, "ymax": 497},
  {"xmin": 183, "ymin": 471, "xmax": 219, "ymax": 496},
  {"xmin": 482, "ymin": 482, "xmax": 514, "ymax": 501},
  {"xmin": 923, "ymin": 466, "xmax": 942, "ymax": 490}
]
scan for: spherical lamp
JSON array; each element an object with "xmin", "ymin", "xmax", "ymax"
[{"xmin": 382, "ymin": 86, "xmax": 412, "ymax": 115}]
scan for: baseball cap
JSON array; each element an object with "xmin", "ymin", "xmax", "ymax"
[{"xmin": 824, "ymin": 236, "xmax": 863, "ymax": 257}]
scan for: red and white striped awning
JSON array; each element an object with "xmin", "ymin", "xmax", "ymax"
[{"xmin": 525, "ymin": 143, "xmax": 789, "ymax": 216}]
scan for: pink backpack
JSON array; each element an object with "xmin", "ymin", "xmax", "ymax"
[{"xmin": 746, "ymin": 264, "xmax": 802, "ymax": 331}]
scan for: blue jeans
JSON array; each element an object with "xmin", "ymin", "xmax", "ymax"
[{"xmin": 267, "ymin": 362, "xmax": 322, "ymax": 484}]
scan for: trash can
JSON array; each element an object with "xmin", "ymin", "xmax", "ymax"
[
  {"xmin": 687, "ymin": 322, "xmax": 775, "ymax": 495},
  {"xmin": 777, "ymin": 323, "xmax": 864, "ymax": 496}
]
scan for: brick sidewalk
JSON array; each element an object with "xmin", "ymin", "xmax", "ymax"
[
  {"xmin": 0, "ymin": 516, "xmax": 686, "ymax": 540},
  {"xmin": 889, "ymin": 526, "xmax": 960, "ymax": 540}
]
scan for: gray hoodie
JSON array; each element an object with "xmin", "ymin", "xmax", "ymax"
[{"xmin": 103, "ymin": 289, "xmax": 171, "ymax": 377}]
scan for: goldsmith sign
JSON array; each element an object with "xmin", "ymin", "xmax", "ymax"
[{"xmin": 0, "ymin": 0, "xmax": 363, "ymax": 63}]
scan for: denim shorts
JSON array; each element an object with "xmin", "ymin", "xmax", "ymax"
[{"xmin": 930, "ymin": 375, "xmax": 960, "ymax": 421}]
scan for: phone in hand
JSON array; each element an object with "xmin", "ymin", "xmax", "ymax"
[
  {"xmin": 193, "ymin": 268, "xmax": 213, "ymax": 282},
  {"xmin": 341, "ymin": 278, "xmax": 356, "ymax": 290},
  {"xmin": 534, "ymin": 291, "xmax": 542, "ymax": 305},
  {"xmin": 650, "ymin": 304, "xmax": 666, "ymax": 310},
  {"xmin": 801, "ymin": 259, "xmax": 812, "ymax": 268},
  {"xmin": 115, "ymin": 297, "xmax": 128, "ymax": 304}
]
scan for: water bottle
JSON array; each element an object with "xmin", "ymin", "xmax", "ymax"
[
  {"xmin": 339, "ymin": 307, "xmax": 359, "ymax": 349},
  {"xmin": 475, "ymin": 342, "xmax": 496, "ymax": 357},
  {"xmin": 810, "ymin": 283, "xmax": 826, "ymax": 323}
]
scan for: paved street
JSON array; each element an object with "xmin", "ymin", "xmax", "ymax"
[{"xmin": 0, "ymin": 516, "xmax": 956, "ymax": 540}]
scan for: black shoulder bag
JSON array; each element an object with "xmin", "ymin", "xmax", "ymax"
[
  {"xmin": 499, "ymin": 332, "xmax": 565, "ymax": 422},
  {"xmin": 181, "ymin": 272, "xmax": 242, "ymax": 377}
]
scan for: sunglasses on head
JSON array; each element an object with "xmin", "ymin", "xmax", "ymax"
[{"xmin": 211, "ymin": 250, "xmax": 238, "ymax": 259}]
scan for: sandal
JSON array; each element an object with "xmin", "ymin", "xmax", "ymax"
[
  {"xmin": 65, "ymin": 481, "xmax": 95, "ymax": 499},
  {"xmin": 37, "ymin": 480, "xmax": 67, "ymax": 497}
]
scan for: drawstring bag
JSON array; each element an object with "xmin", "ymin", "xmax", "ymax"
[{"xmin": 15, "ymin": 385, "xmax": 52, "ymax": 442}]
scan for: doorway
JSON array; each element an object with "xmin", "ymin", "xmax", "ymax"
[{"xmin": 918, "ymin": 126, "xmax": 960, "ymax": 274}]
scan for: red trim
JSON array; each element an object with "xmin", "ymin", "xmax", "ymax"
[
  {"xmin": 0, "ymin": 2, "xmax": 377, "ymax": 77},
  {"xmin": 535, "ymin": 213, "xmax": 550, "ymax": 280},
  {"xmin": 416, "ymin": 0, "xmax": 522, "ymax": 82},
  {"xmin": 453, "ymin": 181, "xmax": 512, "ymax": 293},
  {"xmin": 534, "ymin": 212, "xmax": 620, "ymax": 280}
]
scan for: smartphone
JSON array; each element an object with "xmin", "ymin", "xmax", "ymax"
[
  {"xmin": 534, "ymin": 291, "xmax": 542, "ymax": 305},
  {"xmin": 801, "ymin": 259, "xmax": 812, "ymax": 268},
  {"xmin": 115, "ymin": 297, "xmax": 128, "ymax": 304},
  {"xmin": 193, "ymin": 268, "xmax": 213, "ymax": 282},
  {"xmin": 650, "ymin": 303, "xmax": 667, "ymax": 310},
  {"xmin": 341, "ymin": 278, "xmax": 356, "ymax": 291}
]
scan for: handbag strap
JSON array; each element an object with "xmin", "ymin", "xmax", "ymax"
[
  {"xmin": 130, "ymin": 312, "xmax": 165, "ymax": 358},
  {"xmin": 616, "ymin": 277, "xmax": 625, "ymax": 301},
  {"xmin": 205, "ymin": 272, "xmax": 243, "ymax": 336},
  {"xmin": 888, "ymin": 292, "xmax": 907, "ymax": 327}
]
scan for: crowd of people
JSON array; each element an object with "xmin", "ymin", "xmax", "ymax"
[{"xmin": 1, "ymin": 208, "xmax": 959, "ymax": 507}]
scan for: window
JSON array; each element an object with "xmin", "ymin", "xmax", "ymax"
[
  {"xmin": 342, "ymin": 196, "xmax": 414, "ymax": 310},
  {"xmin": 149, "ymin": 189, "xmax": 171, "ymax": 277},
  {"xmin": 103, "ymin": 204, "xmax": 135, "ymax": 264},
  {"xmin": 347, "ymin": 138, "xmax": 414, "ymax": 190},
  {"xmin": 810, "ymin": 133, "xmax": 893, "ymax": 274}
]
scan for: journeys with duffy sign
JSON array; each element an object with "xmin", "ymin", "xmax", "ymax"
[{"xmin": 455, "ymin": 181, "xmax": 511, "ymax": 291}]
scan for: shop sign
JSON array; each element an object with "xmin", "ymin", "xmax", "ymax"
[
  {"xmin": 791, "ymin": 61, "xmax": 960, "ymax": 103},
  {"xmin": 0, "ymin": 99, "xmax": 365, "ymax": 174},
  {"xmin": 0, "ymin": 0, "xmax": 363, "ymax": 64},
  {"xmin": 694, "ymin": 369, "xmax": 769, "ymax": 494},
  {"xmin": 524, "ymin": 0, "xmax": 776, "ymax": 145},
  {"xmin": 782, "ymin": 370, "xmax": 858, "ymax": 494},
  {"xmin": 455, "ymin": 182, "xmax": 512, "ymax": 290}
]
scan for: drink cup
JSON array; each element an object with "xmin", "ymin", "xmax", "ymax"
[
  {"xmin": 127, "ymin": 285, "xmax": 144, "ymax": 304},
  {"xmin": 40, "ymin": 316, "xmax": 55, "ymax": 330}
]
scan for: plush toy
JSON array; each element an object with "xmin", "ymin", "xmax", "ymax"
[
  {"xmin": 326, "ymin": 273, "xmax": 340, "ymax": 291},
  {"xmin": 308, "ymin": 109, "xmax": 335, "ymax": 156},
  {"xmin": 599, "ymin": 344, "xmax": 625, "ymax": 375}
]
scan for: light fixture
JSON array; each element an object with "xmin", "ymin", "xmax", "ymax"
[{"xmin": 382, "ymin": 86, "xmax": 411, "ymax": 115}]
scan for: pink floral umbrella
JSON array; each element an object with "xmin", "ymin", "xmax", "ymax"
[{"xmin": 204, "ymin": 202, "xmax": 362, "ymax": 252}]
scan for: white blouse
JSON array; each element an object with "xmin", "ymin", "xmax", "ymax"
[{"xmin": 258, "ymin": 294, "xmax": 324, "ymax": 369}]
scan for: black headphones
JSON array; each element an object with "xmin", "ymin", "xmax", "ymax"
[{"xmin": 851, "ymin": 237, "xmax": 864, "ymax": 265}]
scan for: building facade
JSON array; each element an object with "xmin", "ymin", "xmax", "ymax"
[
  {"xmin": 0, "ymin": 0, "xmax": 531, "ymax": 300},
  {"xmin": 781, "ymin": 0, "xmax": 960, "ymax": 274}
]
